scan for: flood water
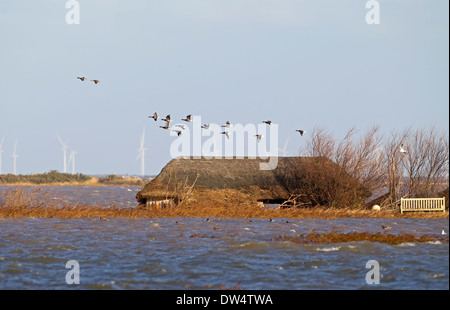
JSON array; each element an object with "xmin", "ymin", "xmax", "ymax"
[{"xmin": 0, "ymin": 186, "xmax": 448, "ymax": 290}]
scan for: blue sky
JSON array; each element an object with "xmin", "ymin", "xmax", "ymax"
[{"xmin": 0, "ymin": 0, "xmax": 448, "ymax": 176}]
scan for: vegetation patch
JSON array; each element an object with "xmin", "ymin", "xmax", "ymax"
[
  {"xmin": 0, "ymin": 171, "xmax": 146, "ymax": 186},
  {"xmin": 275, "ymin": 232, "xmax": 449, "ymax": 245},
  {"xmin": 0, "ymin": 187, "xmax": 447, "ymax": 219}
]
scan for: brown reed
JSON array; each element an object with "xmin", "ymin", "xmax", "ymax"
[
  {"xmin": 274, "ymin": 232, "xmax": 449, "ymax": 245},
  {"xmin": 0, "ymin": 186, "xmax": 447, "ymax": 219}
]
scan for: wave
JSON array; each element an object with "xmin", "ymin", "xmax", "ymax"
[
  {"xmin": 397, "ymin": 242, "xmax": 416, "ymax": 247},
  {"xmin": 230, "ymin": 241, "xmax": 269, "ymax": 249},
  {"xmin": 315, "ymin": 246, "xmax": 341, "ymax": 252}
]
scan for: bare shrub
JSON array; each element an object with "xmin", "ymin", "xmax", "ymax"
[
  {"xmin": 301, "ymin": 126, "xmax": 385, "ymax": 205},
  {"xmin": 402, "ymin": 126, "xmax": 449, "ymax": 198}
]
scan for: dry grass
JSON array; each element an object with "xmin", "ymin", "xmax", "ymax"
[{"xmin": 0, "ymin": 186, "xmax": 447, "ymax": 219}]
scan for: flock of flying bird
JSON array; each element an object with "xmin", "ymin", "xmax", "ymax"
[
  {"xmin": 148, "ymin": 112, "xmax": 306, "ymax": 142},
  {"xmin": 75, "ymin": 76, "xmax": 408, "ymax": 154},
  {"xmin": 148, "ymin": 111, "xmax": 410, "ymax": 158},
  {"xmin": 77, "ymin": 76, "xmax": 101, "ymax": 84}
]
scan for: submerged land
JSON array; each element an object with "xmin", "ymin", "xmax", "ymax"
[
  {"xmin": 0, "ymin": 186, "xmax": 447, "ymax": 245},
  {"xmin": 0, "ymin": 186, "xmax": 447, "ymax": 220},
  {"xmin": 0, "ymin": 169, "xmax": 447, "ymax": 221}
]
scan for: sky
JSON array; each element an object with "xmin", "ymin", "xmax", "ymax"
[{"xmin": 0, "ymin": 0, "xmax": 448, "ymax": 177}]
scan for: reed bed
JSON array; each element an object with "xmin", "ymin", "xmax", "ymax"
[
  {"xmin": 275, "ymin": 232, "xmax": 449, "ymax": 245},
  {"xmin": 0, "ymin": 186, "xmax": 447, "ymax": 219}
]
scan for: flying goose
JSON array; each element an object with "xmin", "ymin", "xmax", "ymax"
[
  {"xmin": 296, "ymin": 130, "xmax": 306, "ymax": 136},
  {"xmin": 77, "ymin": 77, "xmax": 87, "ymax": 81},
  {"xmin": 222, "ymin": 121, "xmax": 232, "ymax": 128},
  {"xmin": 221, "ymin": 131, "xmax": 230, "ymax": 139},
  {"xmin": 173, "ymin": 130, "xmax": 183, "ymax": 136},
  {"xmin": 255, "ymin": 134, "xmax": 263, "ymax": 142},
  {"xmin": 182, "ymin": 114, "xmax": 192, "ymax": 122},
  {"xmin": 263, "ymin": 120, "xmax": 272, "ymax": 125},
  {"xmin": 201, "ymin": 124, "xmax": 210, "ymax": 130},
  {"xmin": 175, "ymin": 124, "xmax": 186, "ymax": 130},
  {"xmin": 162, "ymin": 114, "xmax": 171, "ymax": 122},
  {"xmin": 91, "ymin": 79, "xmax": 100, "ymax": 84},
  {"xmin": 159, "ymin": 122, "xmax": 170, "ymax": 130},
  {"xmin": 148, "ymin": 112, "xmax": 158, "ymax": 121}
]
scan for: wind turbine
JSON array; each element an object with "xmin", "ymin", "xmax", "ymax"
[
  {"xmin": 137, "ymin": 128, "xmax": 147, "ymax": 177},
  {"xmin": 12, "ymin": 140, "xmax": 18, "ymax": 175},
  {"xmin": 278, "ymin": 137, "xmax": 290, "ymax": 156},
  {"xmin": 69, "ymin": 150, "xmax": 77, "ymax": 174},
  {"xmin": 57, "ymin": 135, "xmax": 70, "ymax": 173},
  {"xmin": 0, "ymin": 137, "xmax": 4, "ymax": 174}
]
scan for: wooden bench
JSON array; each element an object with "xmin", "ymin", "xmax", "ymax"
[{"xmin": 400, "ymin": 197, "xmax": 446, "ymax": 214}]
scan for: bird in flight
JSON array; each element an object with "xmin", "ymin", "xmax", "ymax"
[
  {"xmin": 222, "ymin": 121, "xmax": 232, "ymax": 128},
  {"xmin": 296, "ymin": 130, "xmax": 306, "ymax": 136},
  {"xmin": 399, "ymin": 144, "xmax": 407, "ymax": 154},
  {"xmin": 263, "ymin": 120, "xmax": 272, "ymax": 125},
  {"xmin": 201, "ymin": 124, "xmax": 210, "ymax": 130},
  {"xmin": 159, "ymin": 122, "xmax": 170, "ymax": 130},
  {"xmin": 148, "ymin": 112, "xmax": 158, "ymax": 121},
  {"xmin": 162, "ymin": 114, "xmax": 171, "ymax": 122},
  {"xmin": 221, "ymin": 131, "xmax": 230, "ymax": 139},
  {"xmin": 182, "ymin": 114, "xmax": 192, "ymax": 122},
  {"xmin": 91, "ymin": 79, "xmax": 101, "ymax": 84},
  {"xmin": 175, "ymin": 124, "xmax": 186, "ymax": 130},
  {"xmin": 255, "ymin": 134, "xmax": 263, "ymax": 142},
  {"xmin": 173, "ymin": 130, "xmax": 183, "ymax": 136},
  {"xmin": 77, "ymin": 77, "xmax": 87, "ymax": 81}
]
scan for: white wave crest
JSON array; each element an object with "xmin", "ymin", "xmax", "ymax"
[{"xmin": 315, "ymin": 246, "xmax": 341, "ymax": 252}]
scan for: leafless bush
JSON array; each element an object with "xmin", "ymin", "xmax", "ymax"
[
  {"xmin": 301, "ymin": 125, "xmax": 449, "ymax": 208},
  {"xmin": 301, "ymin": 126, "xmax": 385, "ymax": 196},
  {"xmin": 381, "ymin": 127, "xmax": 413, "ymax": 205},
  {"xmin": 401, "ymin": 126, "xmax": 449, "ymax": 198}
]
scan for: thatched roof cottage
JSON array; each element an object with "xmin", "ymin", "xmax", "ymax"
[{"xmin": 136, "ymin": 157, "xmax": 370, "ymax": 208}]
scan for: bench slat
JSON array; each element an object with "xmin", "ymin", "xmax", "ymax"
[{"xmin": 400, "ymin": 197, "xmax": 446, "ymax": 213}]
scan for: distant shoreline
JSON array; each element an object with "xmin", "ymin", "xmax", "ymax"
[
  {"xmin": 0, "ymin": 171, "xmax": 151, "ymax": 187},
  {"xmin": 0, "ymin": 181, "xmax": 144, "ymax": 187}
]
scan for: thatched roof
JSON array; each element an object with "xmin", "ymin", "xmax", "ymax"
[{"xmin": 136, "ymin": 156, "xmax": 370, "ymax": 207}]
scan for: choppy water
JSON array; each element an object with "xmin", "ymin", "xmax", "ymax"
[{"xmin": 0, "ymin": 186, "xmax": 448, "ymax": 290}]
